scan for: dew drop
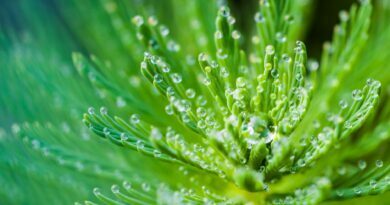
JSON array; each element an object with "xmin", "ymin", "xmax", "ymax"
[
  {"xmin": 100, "ymin": 107, "xmax": 108, "ymax": 115},
  {"xmin": 88, "ymin": 107, "xmax": 95, "ymax": 114},
  {"xmin": 236, "ymin": 77, "xmax": 246, "ymax": 88},
  {"xmin": 165, "ymin": 105, "xmax": 174, "ymax": 115},
  {"xmin": 93, "ymin": 187, "xmax": 100, "ymax": 195},
  {"xmin": 219, "ymin": 6, "xmax": 230, "ymax": 17},
  {"xmin": 171, "ymin": 73, "xmax": 182, "ymax": 84},
  {"xmin": 369, "ymin": 179, "xmax": 377, "ymax": 188},
  {"xmin": 265, "ymin": 45, "xmax": 275, "ymax": 55},
  {"xmin": 217, "ymin": 49, "xmax": 228, "ymax": 59},
  {"xmin": 196, "ymin": 107, "xmax": 207, "ymax": 118},
  {"xmin": 159, "ymin": 25, "xmax": 169, "ymax": 36},
  {"xmin": 132, "ymin": 15, "xmax": 144, "ymax": 27},
  {"xmin": 116, "ymin": 97, "xmax": 126, "ymax": 107},
  {"xmin": 147, "ymin": 16, "xmax": 158, "ymax": 26},
  {"xmin": 111, "ymin": 185, "xmax": 120, "ymax": 194},
  {"xmin": 153, "ymin": 150, "xmax": 162, "ymax": 157},
  {"xmin": 185, "ymin": 89, "xmax": 196, "ymax": 99},
  {"xmin": 120, "ymin": 133, "xmax": 128, "ymax": 141},
  {"xmin": 232, "ymin": 30, "xmax": 241, "ymax": 39},
  {"xmin": 154, "ymin": 74, "xmax": 163, "ymax": 83},
  {"xmin": 336, "ymin": 190, "xmax": 344, "ymax": 197},
  {"xmin": 227, "ymin": 16, "xmax": 236, "ymax": 25},
  {"xmin": 339, "ymin": 10, "xmax": 349, "ymax": 22},
  {"xmin": 142, "ymin": 183, "xmax": 151, "ymax": 192},
  {"xmin": 358, "ymin": 160, "xmax": 367, "ymax": 170},
  {"xmin": 375, "ymin": 160, "xmax": 383, "ymax": 168},
  {"xmin": 215, "ymin": 30, "xmax": 223, "ymax": 39},
  {"xmin": 130, "ymin": 114, "xmax": 140, "ymax": 124},
  {"xmin": 354, "ymin": 187, "xmax": 362, "ymax": 195},
  {"xmin": 352, "ymin": 89, "xmax": 363, "ymax": 101},
  {"xmin": 254, "ymin": 12, "xmax": 265, "ymax": 23},
  {"xmin": 136, "ymin": 140, "xmax": 144, "ymax": 150},
  {"xmin": 339, "ymin": 100, "xmax": 348, "ymax": 109},
  {"xmin": 220, "ymin": 67, "xmax": 230, "ymax": 78},
  {"xmin": 123, "ymin": 181, "xmax": 132, "ymax": 190},
  {"xmin": 282, "ymin": 54, "xmax": 291, "ymax": 62},
  {"xmin": 271, "ymin": 69, "xmax": 279, "ymax": 78},
  {"xmin": 103, "ymin": 127, "xmax": 110, "ymax": 136},
  {"xmin": 295, "ymin": 73, "xmax": 303, "ymax": 81}
]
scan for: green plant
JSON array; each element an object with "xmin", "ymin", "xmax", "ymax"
[{"xmin": 0, "ymin": 0, "xmax": 389, "ymax": 204}]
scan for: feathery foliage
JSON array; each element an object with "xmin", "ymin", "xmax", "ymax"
[{"xmin": 1, "ymin": 0, "xmax": 389, "ymax": 204}]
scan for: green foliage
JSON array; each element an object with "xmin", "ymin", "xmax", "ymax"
[{"xmin": 0, "ymin": 0, "xmax": 389, "ymax": 204}]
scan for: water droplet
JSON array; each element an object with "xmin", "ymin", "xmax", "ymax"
[
  {"xmin": 236, "ymin": 77, "xmax": 246, "ymax": 88},
  {"xmin": 339, "ymin": 100, "xmax": 348, "ymax": 109},
  {"xmin": 217, "ymin": 49, "xmax": 228, "ymax": 59},
  {"xmin": 232, "ymin": 30, "xmax": 241, "ymax": 39},
  {"xmin": 132, "ymin": 15, "xmax": 144, "ymax": 27},
  {"xmin": 185, "ymin": 89, "xmax": 196, "ymax": 99},
  {"xmin": 130, "ymin": 114, "xmax": 140, "ymax": 124},
  {"xmin": 147, "ymin": 16, "xmax": 158, "ymax": 26},
  {"xmin": 271, "ymin": 69, "xmax": 279, "ymax": 78},
  {"xmin": 111, "ymin": 185, "xmax": 120, "ymax": 194},
  {"xmin": 93, "ymin": 187, "xmax": 100, "ymax": 195},
  {"xmin": 366, "ymin": 78, "xmax": 374, "ymax": 86},
  {"xmin": 153, "ymin": 150, "xmax": 162, "ymax": 157},
  {"xmin": 197, "ymin": 120, "xmax": 206, "ymax": 129},
  {"xmin": 165, "ymin": 105, "xmax": 174, "ymax": 115},
  {"xmin": 219, "ymin": 6, "xmax": 230, "ymax": 17},
  {"xmin": 375, "ymin": 160, "xmax": 383, "ymax": 168},
  {"xmin": 123, "ymin": 181, "xmax": 132, "ymax": 190},
  {"xmin": 203, "ymin": 78, "xmax": 211, "ymax": 86},
  {"xmin": 159, "ymin": 25, "xmax": 169, "ymax": 36},
  {"xmin": 369, "ymin": 179, "xmax": 377, "ymax": 188},
  {"xmin": 120, "ymin": 133, "xmax": 128, "ymax": 141},
  {"xmin": 352, "ymin": 89, "xmax": 363, "ymax": 101},
  {"xmin": 167, "ymin": 40, "xmax": 180, "ymax": 52},
  {"xmin": 354, "ymin": 187, "xmax": 362, "ymax": 195},
  {"xmin": 276, "ymin": 32, "xmax": 286, "ymax": 43},
  {"xmin": 358, "ymin": 160, "xmax": 367, "ymax": 170},
  {"xmin": 136, "ymin": 140, "xmax": 144, "ymax": 150},
  {"xmin": 220, "ymin": 67, "xmax": 230, "ymax": 78},
  {"xmin": 215, "ymin": 30, "xmax": 223, "ymax": 39},
  {"xmin": 196, "ymin": 107, "xmax": 207, "ymax": 118},
  {"xmin": 154, "ymin": 74, "xmax": 163, "ymax": 83},
  {"xmin": 297, "ymin": 159, "xmax": 306, "ymax": 167},
  {"xmin": 103, "ymin": 127, "xmax": 110, "ymax": 136},
  {"xmin": 344, "ymin": 120, "xmax": 352, "ymax": 129},
  {"xmin": 254, "ymin": 12, "xmax": 265, "ymax": 23},
  {"xmin": 116, "ymin": 97, "xmax": 126, "ymax": 107},
  {"xmin": 100, "ymin": 107, "xmax": 108, "ymax": 115},
  {"xmin": 196, "ymin": 96, "xmax": 207, "ymax": 106},
  {"xmin": 162, "ymin": 65, "xmax": 170, "ymax": 73},
  {"xmin": 171, "ymin": 73, "xmax": 182, "ymax": 83},
  {"xmin": 295, "ymin": 73, "xmax": 303, "ymax": 81},
  {"xmin": 142, "ymin": 183, "xmax": 150, "ymax": 192},
  {"xmin": 282, "ymin": 54, "xmax": 291, "ymax": 62},
  {"xmin": 228, "ymin": 16, "xmax": 236, "ymax": 25},
  {"xmin": 308, "ymin": 60, "xmax": 319, "ymax": 71},
  {"xmin": 336, "ymin": 190, "xmax": 344, "ymax": 197},
  {"xmin": 265, "ymin": 45, "xmax": 275, "ymax": 55},
  {"xmin": 88, "ymin": 107, "xmax": 95, "ymax": 114},
  {"xmin": 339, "ymin": 10, "xmax": 349, "ymax": 22}
]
